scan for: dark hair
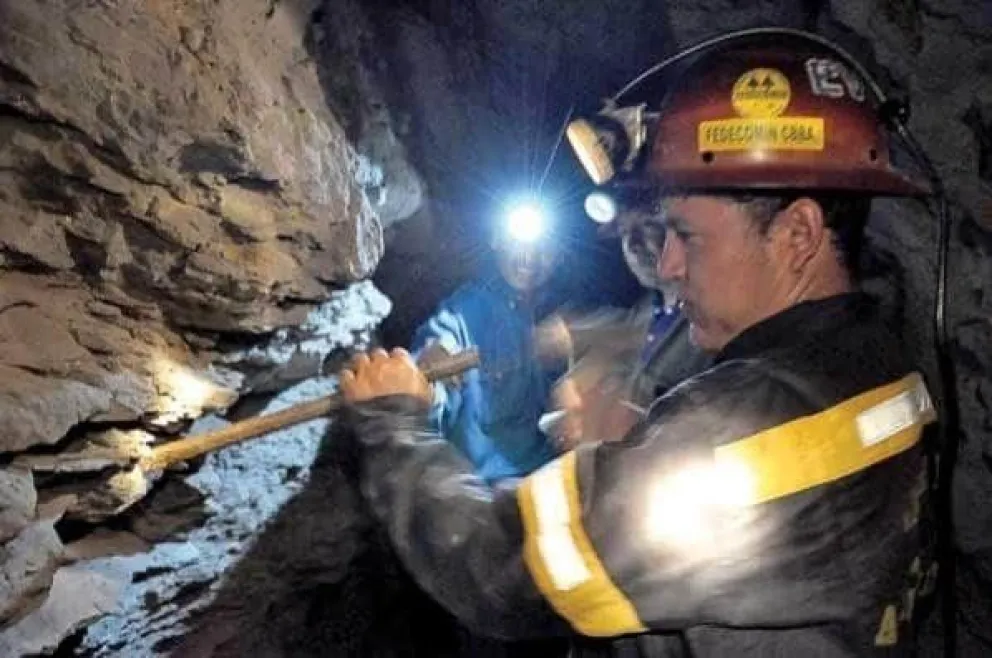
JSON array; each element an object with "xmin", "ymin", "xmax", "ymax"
[{"xmin": 728, "ymin": 193, "xmax": 872, "ymax": 278}]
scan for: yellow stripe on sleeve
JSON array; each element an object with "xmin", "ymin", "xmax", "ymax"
[
  {"xmin": 715, "ymin": 372, "xmax": 935, "ymax": 505},
  {"xmin": 517, "ymin": 451, "xmax": 646, "ymax": 636}
]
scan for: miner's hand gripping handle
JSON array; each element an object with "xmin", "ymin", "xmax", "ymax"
[{"xmin": 139, "ymin": 349, "xmax": 480, "ymax": 472}]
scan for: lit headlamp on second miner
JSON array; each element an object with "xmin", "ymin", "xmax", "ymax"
[{"xmin": 503, "ymin": 199, "xmax": 548, "ymax": 245}]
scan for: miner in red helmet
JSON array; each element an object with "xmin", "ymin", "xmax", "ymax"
[{"xmin": 336, "ymin": 32, "xmax": 937, "ymax": 657}]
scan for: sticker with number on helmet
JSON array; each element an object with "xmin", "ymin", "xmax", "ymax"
[
  {"xmin": 731, "ymin": 68, "xmax": 791, "ymax": 118},
  {"xmin": 805, "ymin": 58, "xmax": 866, "ymax": 102}
]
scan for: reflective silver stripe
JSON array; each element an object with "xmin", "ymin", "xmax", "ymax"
[
  {"xmin": 857, "ymin": 376, "xmax": 934, "ymax": 448},
  {"xmin": 530, "ymin": 461, "xmax": 591, "ymax": 591}
]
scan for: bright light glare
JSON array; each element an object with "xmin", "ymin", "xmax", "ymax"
[
  {"xmin": 505, "ymin": 201, "xmax": 546, "ymax": 244},
  {"xmin": 644, "ymin": 458, "xmax": 756, "ymax": 551}
]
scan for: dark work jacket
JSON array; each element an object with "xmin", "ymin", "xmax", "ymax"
[
  {"xmin": 346, "ymin": 294, "xmax": 937, "ymax": 657},
  {"xmin": 629, "ymin": 311, "xmax": 712, "ymax": 409}
]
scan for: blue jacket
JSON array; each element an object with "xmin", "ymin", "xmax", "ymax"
[{"xmin": 410, "ymin": 275, "xmax": 559, "ymax": 482}]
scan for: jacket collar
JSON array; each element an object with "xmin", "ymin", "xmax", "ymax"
[{"xmin": 714, "ymin": 292, "xmax": 873, "ymax": 364}]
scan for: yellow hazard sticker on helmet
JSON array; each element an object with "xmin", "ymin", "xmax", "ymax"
[
  {"xmin": 731, "ymin": 68, "xmax": 791, "ymax": 118},
  {"xmin": 698, "ymin": 117, "xmax": 825, "ymax": 152}
]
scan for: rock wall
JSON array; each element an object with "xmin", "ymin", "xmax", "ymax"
[
  {"xmin": 0, "ymin": 0, "xmax": 382, "ymax": 449},
  {"xmin": 0, "ymin": 0, "xmax": 419, "ymax": 652}
]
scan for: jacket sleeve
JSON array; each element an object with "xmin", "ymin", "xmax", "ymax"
[
  {"xmin": 349, "ymin": 361, "xmax": 933, "ymax": 638},
  {"xmin": 409, "ymin": 303, "xmax": 469, "ymax": 435},
  {"xmin": 349, "ymin": 396, "xmax": 572, "ymax": 640}
]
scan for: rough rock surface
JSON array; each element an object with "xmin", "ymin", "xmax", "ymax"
[
  {"xmin": 67, "ymin": 376, "xmax": 408, "ymax": 657},
  {"xmin": 220, "ymin": 280, "xmax": 392, "ymax": 394},
  {"xmin": 0, "ymin": 469, "xmax": 36, "ymax": 543},
  {"xmin": 0, "ymin": 0, "xmax": 411, "ymax": 653},
  {"xmin": 0, "ymin": 278, "xmax": 390, "ymax": 654},
  {"xmin": 0, "ymin": 519, "xmax": 64, "ymax": 624},
  {"xmin": 0, "ymin": 559, "xmax": 133, "ymax": 657},
  {"xmin": 0, "ymin": 0, "xmax": 388, "ymax": 454},
  {"xmin": 311, "ymin": 0, "xmax": 426, "ymax": 230}
]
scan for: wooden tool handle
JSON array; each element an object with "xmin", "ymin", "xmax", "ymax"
[
  {"xmin": 140, "ymin": 349, "xmax": 480, "ymax": 471},
  {"xmin": 419, "ymin": 348, "xmax": 480, "ymax": 382}
]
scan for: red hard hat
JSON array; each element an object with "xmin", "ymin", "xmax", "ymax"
[{"xmin": 580, "ymin": 34, "xmax": 930, "ymax": 197}]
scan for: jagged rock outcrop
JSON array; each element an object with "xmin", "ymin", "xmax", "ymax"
[
  {"xmin": 0, "ymin": 0, "xmax": 413, "ymax": 653},
  {"xmin": 0, "ymin": 0, "xmax": 386, "ymax": 457},
  {"xmin": 0, "ymin": 278, "xmax": 392, "ymax": 654}
]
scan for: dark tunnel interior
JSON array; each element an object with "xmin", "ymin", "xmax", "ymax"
[{"xmin": 0, "ymin": 1, "xmax": 990, "ymax": 657}]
